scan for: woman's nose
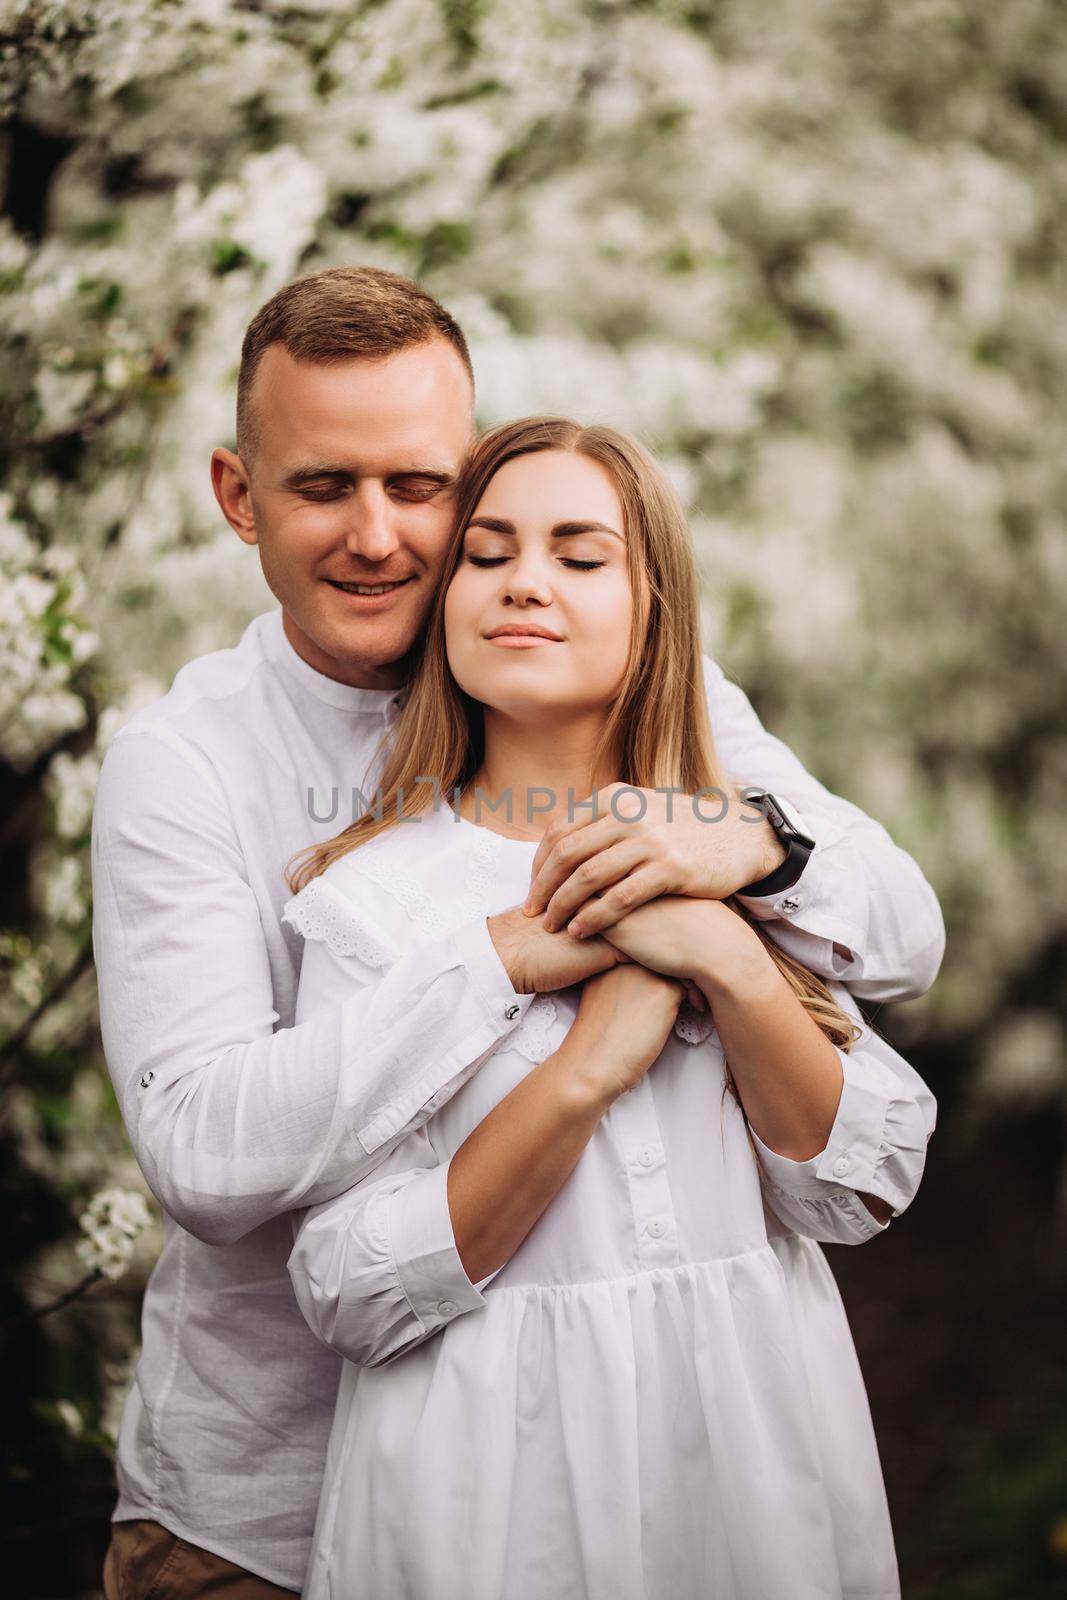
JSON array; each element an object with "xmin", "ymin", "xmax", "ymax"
[{"xmin": 501, "ymin": 560, "xmax": 553, "ymax": 606}]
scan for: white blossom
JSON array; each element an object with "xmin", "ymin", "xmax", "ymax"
[
  {"xmin": 2, "ymin": 0, "xmax": 1065, "ymax": 1426},
  {"xmin": 76, "ymin": 1187, "xmax": 154, "ymax": 1281}
]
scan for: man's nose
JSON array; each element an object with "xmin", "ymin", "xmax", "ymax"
[{"xmin": 344, "ymin": 484, "xmax": 401, "ymax": 563}]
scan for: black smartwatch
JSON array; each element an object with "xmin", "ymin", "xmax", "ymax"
[{"xmin": 737, "ymin": 791, "xmax": 815, "ymax": 898}]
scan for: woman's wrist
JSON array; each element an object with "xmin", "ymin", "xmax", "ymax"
[
  {"xmin": 546, "ymin": 1029, "xmax": 627, "ymax": 1117},
  {"xmin": 693, "ymin": 920, "xmax": 780, "ymax": 1006}
]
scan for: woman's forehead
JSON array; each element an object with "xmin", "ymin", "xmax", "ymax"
[{"xmin": 475, "ymin": 449, "xmax": 624, "ymax": 524}]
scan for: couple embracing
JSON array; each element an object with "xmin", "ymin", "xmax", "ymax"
[{"xmin": 93, "ymin": 267, "xmax": 941, "ymax": 1599}]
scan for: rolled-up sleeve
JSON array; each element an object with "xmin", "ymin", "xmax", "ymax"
[
  {"xmin": 751, "ymin": 1025, "xmax": 937, "ymax": 1246},
  {"xmin": 289, "ymin": 1132, "xmax": 496, "ymax": 1368}
]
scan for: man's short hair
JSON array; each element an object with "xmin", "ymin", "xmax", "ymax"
[{"xmin": 235, "ymin": 266, "xmax": 474, "ymax": 461}]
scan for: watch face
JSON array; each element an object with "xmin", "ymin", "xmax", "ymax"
[{"xmin": 767, "ymin": 793, "xmax": 816, "ymax": 851}]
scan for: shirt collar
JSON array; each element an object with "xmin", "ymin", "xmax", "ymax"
[{"xmin": 259, "ymin": 608, "xmax": 404, "ymax": 717}]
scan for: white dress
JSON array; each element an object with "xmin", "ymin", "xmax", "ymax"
[{"xmin": 282, "ymin": 805, "xmax": 935, "ymax": 1600}]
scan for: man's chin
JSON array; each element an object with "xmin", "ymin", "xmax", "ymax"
[
  {"xmin": 321, "ymin": 614, "xmax": 423, "ymax": 681},
  {"xmin": 281, "ymin": 602, "xmax": 419, "ymax": 689}
]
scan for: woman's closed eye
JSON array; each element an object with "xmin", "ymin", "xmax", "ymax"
[{"xmin": 466, "ymin": 554, "xmax": 606, "ymax": 571}]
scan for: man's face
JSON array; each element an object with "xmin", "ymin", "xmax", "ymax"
[{"xmin": 232, "ymin": 340, "xmax": 474, "ymax": 689}]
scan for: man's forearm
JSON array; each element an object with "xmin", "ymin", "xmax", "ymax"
[{"xmin": 113, "ymin": 920, "xmax": 525, "ymax": 1246}]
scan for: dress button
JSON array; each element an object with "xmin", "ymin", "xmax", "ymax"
[
  {"xmin": 778, "ymin": 894, "xmax": 802, "ymax": 914},
  {"xmin": 437, "ymin": 1300, "xmax": 457, "ymax": 1317},
  {"xmin": 646, "ymin": 1219, "xmax": 665, "ymax": 1239},
  {"xmin": 139, "ymin": 1071, "xmax": 154, "ymax": 1088},
  {"xmin": 637, "ymin": 1148, "xmax": 656, "ymax": 1168},
  {"xmin": 832, "ymin": 1155, "xmax": 851, "ymax": 1177},
  {"xmin": 504, "ymin": 1003, "xmax": 520, "ymax": 1021}
]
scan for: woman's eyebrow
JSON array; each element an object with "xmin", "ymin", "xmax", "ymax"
[
  {"xmin": 551, "ymin": 520, "xmax": 624, "ymax": 542},
  {"xmin": 466, "ymin": 516, "xmax": 623, "ymax": 541},
  {"xmin": 467, "ymin": 516, "xmax": 516, "ymax": 535}
]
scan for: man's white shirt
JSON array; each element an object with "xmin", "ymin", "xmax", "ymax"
[{"xmin": 90, "ymin": 607, "xmax": 944, "ymax": 1590}]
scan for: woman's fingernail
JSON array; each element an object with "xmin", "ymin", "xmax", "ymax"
[{"xmin": 568, "ymin": 920, "xmax": 582, "ymax": 938}]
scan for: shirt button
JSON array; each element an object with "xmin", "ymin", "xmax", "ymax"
[
  {"xmin": 646, "ymin": 1219, "xmax": 665, "ymax": 1239},
  {"xmin": 504, "ymin": 1003, "xmax": 520, "ymax": 1021},
  {"xmin": 832, "ymin": 1155, "xmax": 851, "ymax": 1177},
  {"xmin": 637, "ymin": 1148, "xmax": 657, "ymax": 1168},
  {"xmin": 437, "ymin": 1300, "xmax": 457, "ymax": 1317},
  {"xmin": 139, "ymin": 1071, "xmax": 154, "ymax": 1088},
  {"xmin": 778, "ymin": 894, "xmax": 803, "ymax": 914}
]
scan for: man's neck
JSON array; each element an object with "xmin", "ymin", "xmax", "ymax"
[{"xmin": 281, "ymin": 609, "xmax": 407, "ymax": 692}]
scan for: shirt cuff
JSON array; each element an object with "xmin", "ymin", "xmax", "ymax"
[
  {"xmin": 734, "ymin": 798, "xmax": 818, "ymax": 921},
  {"xmin": 451, "ymin": 915, "xmax": 536, "ymax": 1017},
  {"xmin": 388, "ymin": 1158, "xmax": 490, "ymax": 1335},
  {"xmin": 734, "ymin": 808, "xmax": 866, "ymax": 964},
  {"xmin": 748, "ymin": 1047, "xmax": 901, "ymax": 1216}
]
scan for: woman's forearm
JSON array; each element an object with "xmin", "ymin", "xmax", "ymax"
[
  {"xmin": 446, "ymin": 1037, "xmax": 610, "ymax": 1284},
  {"xmin": 699, "ymin": 943, "xmax": 895, "ymax": 1223},
  {"xmin": 694, "ymin": 935, "xmax": 845, "ymax": 1162}
]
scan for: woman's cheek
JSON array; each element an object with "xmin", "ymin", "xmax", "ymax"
[
  {"xmin": 443, "ymin": 591, "xmax": 485, "ymax": 700},
  {"xmin": 596, "ymin": 577, "xmax": 634, "ymax": 678}
]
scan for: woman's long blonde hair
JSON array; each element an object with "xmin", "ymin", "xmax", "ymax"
[{"xmin": 288, "ymin": 416, "xmax": 860, "ymax": 1057}]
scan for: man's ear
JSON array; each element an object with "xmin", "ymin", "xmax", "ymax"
[{"xmin": 211, "ymin": 447, "xmax": 258, "ymax": 546}]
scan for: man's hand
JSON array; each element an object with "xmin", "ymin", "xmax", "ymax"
[
  {"xmin": 525, "ymin": 783, "xmax": 787, "ymax": 939},
  {"xmin": 487, "ymin": 906, "xmax": 626, "ymax": 996}
]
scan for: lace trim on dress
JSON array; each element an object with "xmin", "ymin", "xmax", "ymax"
[
  {"xmin": 343, "ymin": 819, "xmax": 506, "ymax": 941},
  {"xmin": 286, "ymin": 825, "xmax": 565, "ymax": 1057},
  {"xmin": 460, "ymin": 824, "xmax": 499, "ymax": 916},
  {"xmin": 281, "ymin": 877, "xmax": 394, "ymax": 968},
  {"xmin": 344, "ymin": 824, "xmax": 562, "ymax": 1063},
  {"xmin": 509, "ymin": 995, "xmax": 558, "ymax": 1064},
  {"xmin": 345, "ymin": 830, "xmax": 450, "ymax": 940},
  {"xmin": 673, "ymin": 1004, "xmax": 716, "ymax": 1046}
]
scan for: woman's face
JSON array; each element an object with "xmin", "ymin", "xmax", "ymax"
[{"xmin": 444, "ymin": 449, "xmax": 635, "ymax": 725}]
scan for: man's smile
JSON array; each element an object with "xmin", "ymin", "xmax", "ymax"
[{"xmin": 324, "ymin": 577, "xmax": 415, "ymax": 598}]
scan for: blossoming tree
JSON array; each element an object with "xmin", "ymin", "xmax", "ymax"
[{"xmin": 1, "ymin": 0, "xmax": 1065, "ymax": 1586}]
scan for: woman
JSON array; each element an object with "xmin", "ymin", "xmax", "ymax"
[{"xmin": 281, "ymin": 418, "xmax": 935, "ymax": 1599}]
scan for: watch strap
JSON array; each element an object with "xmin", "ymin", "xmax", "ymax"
[{"xmin": 737, "ymin": 792, "xmax": 814, "ymax": 898}]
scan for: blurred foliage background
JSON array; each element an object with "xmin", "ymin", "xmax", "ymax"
[{"xmin": 1, "ymin": 0, "xmax": 1065, "ymax": 1594}]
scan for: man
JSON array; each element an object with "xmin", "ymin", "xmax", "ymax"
[{"xmin": 92, "ymin": 267, "xmax": 944, "ymax": 1597}]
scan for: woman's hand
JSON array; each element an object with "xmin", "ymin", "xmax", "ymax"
[
  {"xmin": 560, "ymin": 965, "xmax": 686, "ymax": 1108},
  {"xmin": 599, "ymin": 894, "xmax": 773, "ymax": 999}
]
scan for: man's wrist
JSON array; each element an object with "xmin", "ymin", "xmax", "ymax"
[
  {"xmin": 734, "ymin": 792, "xmax": 814, "ymax": 898},
  {"xmin": 738, "ymin": 817, "xmax": 788, "ymax": 891}
]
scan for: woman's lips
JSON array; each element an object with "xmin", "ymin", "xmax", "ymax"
[{"xmin": 485, "ymin": 633, "xmax": 563, "ymax": 648}]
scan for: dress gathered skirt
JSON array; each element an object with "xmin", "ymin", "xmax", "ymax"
[{"xmin": 284, "ymin": 806, "xmax": 904, "ymax": 1600}]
